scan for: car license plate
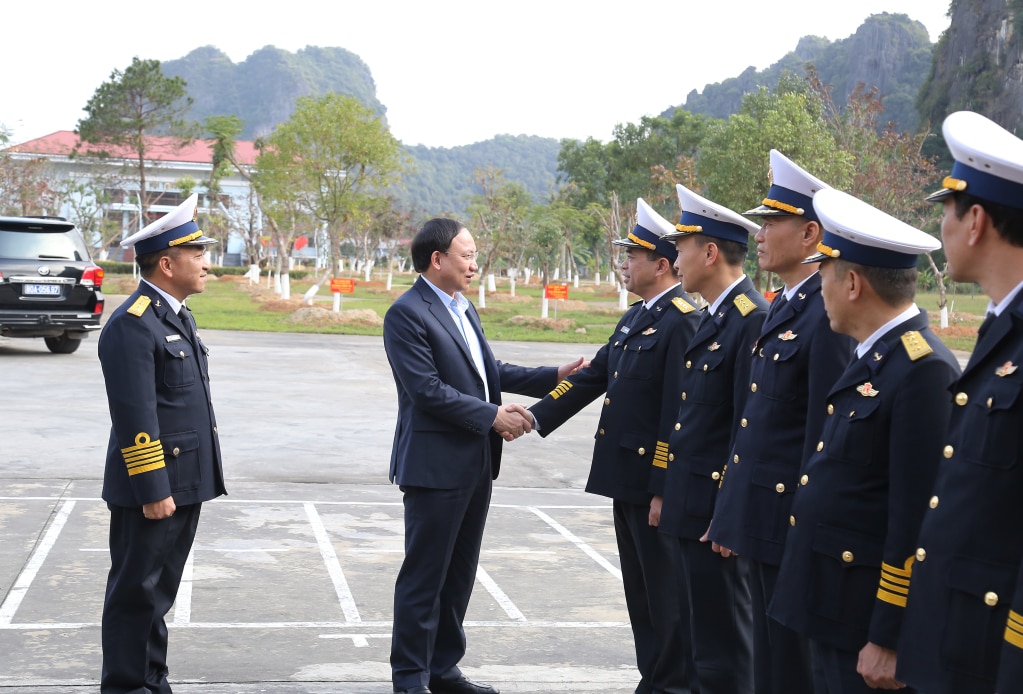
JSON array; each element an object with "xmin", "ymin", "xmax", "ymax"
[{"xmin": 24, "ymin": 284, "xmax": 62, "ymax": 296}]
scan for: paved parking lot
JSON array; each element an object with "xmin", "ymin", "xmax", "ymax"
[{"xmin": 0, "ymin": 322, "xmax": 638, "ymax": 692}]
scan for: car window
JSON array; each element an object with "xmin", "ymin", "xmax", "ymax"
[{"xmin": 0, "ymin": 230, "xmax": 89, "ymax": 261}]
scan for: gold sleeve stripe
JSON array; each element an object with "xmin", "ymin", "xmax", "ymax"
[
  {"xmin": 653, "ymin": 441, "xmax": 669, "ymax": 468},
  {"xmin": 549, "ymin": 381, "xmax": 573, "ymax": 399},
  {"xmin": 1006, "ymin": 610, "xmax": 1023, "ymax": 649},
  {"xmin": 126, "ymin": 453, "xmax": 164, "ymax": 469},
  {"xmin": 127, "ymin": 461, "xmax": 166, "ymax": 476},
  {"xmin": 877, "ymin": 557, "xmax": 915, "ymax": 606}
]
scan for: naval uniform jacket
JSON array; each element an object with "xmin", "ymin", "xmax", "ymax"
[
  {"xmin": 767, "ymin": 309, "xmax": 959, "ymax": 653},
  {"xmin": 99, "ymin": 284, "xmax": 226, "ymax": 508},
  {"xmin": 529, "ymin": 285, "xmax": 700, "ymax": 504},
  {"xmin": 659, "ymin": 277, "xmax": 769, "ymax": 540},
  {"xmin": 897, "ymin": 292, "xmax": 1023, "ymax": 694},
  {"xmin": 709, "ymin": 273, "xmax": 854, "ymax": 564}
]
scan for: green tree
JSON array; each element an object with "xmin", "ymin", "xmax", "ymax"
[
  {"xmin": 76, "ymin": 57, "xmax": 195, "ymax": 217},
  {"xmin": 254, "ymin": 92, "xmax": 404, "ymax": 289},
  {"xmin": 466, "ymin": 168, "xmax": 534, "ymax": 307}
]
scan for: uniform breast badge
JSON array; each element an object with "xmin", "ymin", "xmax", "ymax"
[
  {"xmin": 642, "ymin": 327, "xmax": 657, "ymax": 335},
  {"xmin": 996, "ymin": 361, "xmax": 1018, "ymax": 377},
  {"xmin": 856, "ymin": 382, "xmax": 880, "ymax": 397},
  {"xmin": 708, "ymin": 342, "xmax": 721, "ymax": 351},
  {"xmin": 778, "ymin": 330, "xmax": 798, "ymax": 341}
]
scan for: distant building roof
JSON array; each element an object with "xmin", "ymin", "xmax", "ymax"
[{"xmin": 4, "ymin": 131, "xmax": 259, "ymax": 167}]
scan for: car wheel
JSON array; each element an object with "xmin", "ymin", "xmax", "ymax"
[{"xmin": 44, "ymin": 332, "xmax": 82, "ymax": 354}]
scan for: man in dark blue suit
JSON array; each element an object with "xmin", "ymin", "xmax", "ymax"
[
  {"xmin": 528, "ymin": 199, "xmax": 701, "ymax": 694},
  {"xmin": 768, "ymin": 188, "xmax": 960, "ymax": 693},
  {"xmin": 709, "ymin": 150, "xmax": 853, "ymax": 694},
  {"xmin": 383, "ymin": 218, "xmax": 580, "ymax": 694},
  {"xmin": 98, "ymin": 194, "xmax": 226, "ymax": 694},
  {"xmin": 657, "ymin": 184, "xmax": 767, "ymax": 694},
  {"xmin": 897, "ymin": 111, "xmax": 1023, "ymax": 694}
]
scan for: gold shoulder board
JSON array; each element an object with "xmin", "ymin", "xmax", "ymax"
[
  {"xmin": 901, "ymin": 331, "xmax": 933, "ymax": 361},
  {"xmin": 733, "ymin": 294, "xmax": 756, "ymax": 317},
  {"xmin": 672, "ymin": 297, "xmax": 697, "ymax": 314},
  {"xmin": 126, "ymin": 296, "xmax": 152, "ymax": 317}
]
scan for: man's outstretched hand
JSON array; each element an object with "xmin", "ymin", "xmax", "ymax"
[{"xmin": 493, "ymin": 403, "xmax": 535, "ymax": 441}]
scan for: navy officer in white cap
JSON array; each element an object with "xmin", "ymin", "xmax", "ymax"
[
  {"xmin": 529, "ymin": 198, "xmax": 700, "ymax": 694},
  {"xmin": 709, "ymin": 149, "xmax": 854, "ymax": 694},
  {"xmin": 766, "ymin": 188, "xmax": 959, "ymax": 693},
  {"xmin": 656, "ymin": 184, "xmax": 767, "ymax": 694},
  {"xmin": 897, "ymin": 111, "xmax": 1023, "ymax": 694},
  {"xmin": 98, "ymin": 193, "xmax": 226, "ymax": 694}
]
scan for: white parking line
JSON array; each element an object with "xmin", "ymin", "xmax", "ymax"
[
  {"xmin": 172, "ymin": 550, "xmax": 195, "ymax": 625},
  {"xmin": 476, "ymin": 565, "xmax": 526, "ymax": 622},
  {"xmin": 527, "ymin": 507, "xmax": 622, "ymax": 581},
  {"xmin": 304, "ymin": 502, "xmax": 367, "ymax": 647},
  {"xmin": 0, "ymin": 499, "xmax": 75, "ymax": 626}
]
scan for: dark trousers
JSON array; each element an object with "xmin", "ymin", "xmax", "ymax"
[
  {"xmin": 390, "ymin": 466, "xmax": 492, "ymax": 691},
  {"xmin": 678, "ymin": 537, "xmax": 754, "ymax": 694},
  {"xmin": 750, "ymin": 559, "xmax": 813, "ymax": 694},
  {"xmin": 614, "ymin": 500, "xmax": 695, "ymax": 694},
  {"xmin": 101, "ymin": 502, "xmax": 202, "ymax": 694},
  {"xmin": 809, "ymin": 639, "xmax": 917, "ymax": 694}
]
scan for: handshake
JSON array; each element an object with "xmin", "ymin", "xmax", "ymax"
[{"xmin": 492, "ymin": 403, "xmax": 535, "ymax": 442}]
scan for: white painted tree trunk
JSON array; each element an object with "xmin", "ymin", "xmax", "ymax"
[
  {"xmin": 303, "ymin": 283, "xmax": 319, "ymax": 305},
  {"xmin": 274, "ymin": 271, "xmax": 282, "ymax": 295},
  {"xmin": 333, "ymin": 293, "xmax": 342, "ymax": 312},
  {"xmin": 386, "ymin": 271, "xmax": 393, "ymax": 291},
  {"xmin": 619, "ymin": 288, "xmax": 629, "ymax": 310},
  {"xmin": 553, "ymin": 267, "xmax": 560, "ymax": 280},
  {"xmin": 509, "ymin": 275, "xmax": 516, "ymax": 297},
  {"xmin": 280, "ymin": 273, "xmax": 291, "ymax": 301},
  {"xmin": 940, "ymin": 305, "xmax": 949, "ymax": 329},
  {"xmin": 487, "ymin": 273, "xmax": 496, "ymax": 292},
  {"xmin": 524, "ymin": 268, "xmax": 532, "ymax": 284},
  {"xmin": 478, "ymin": 282, "xmax": 486, "ymax": 309},
  {"xmin": 363, "ymin": 260, "xmax": 373, "ymax": 282},
  {"xmin": 594, "ymin": 271, "xmax": 600, "ymax": 286},
  {"xmin": 574, "ymin": 273, "xmax": 579, "ymax": 288},
  {"xmin": 541, "ymin": 296, "xmax": 550, "ymax": 318}
]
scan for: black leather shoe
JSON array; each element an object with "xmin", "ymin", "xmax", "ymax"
[
  {"xmin": 393, "ymin": 687, "xmax": 430, "ymax": 694},
  {"xmin": 428, "ymin": 674, "xmax": 500, "ymax": 694}
]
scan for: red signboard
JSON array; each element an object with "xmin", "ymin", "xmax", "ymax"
[
  {"xmin": 330, "ymin": 278, "xmax": 356, "ymax": 294},
  {"xmin": 544, "ymin": 283, "xmax": 569, "ymax": 300}
]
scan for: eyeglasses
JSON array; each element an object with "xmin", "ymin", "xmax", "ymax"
[{"xmin": 444, "ymin": 251, "xmax": 479, "ymax": 261}]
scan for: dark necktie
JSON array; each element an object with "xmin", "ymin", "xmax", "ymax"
[
  {"xmin": 978, "ymin": 312, "xmax": 996, "ymax": 340},
  {"xmin": 767, "ymin": 293, "xmax": 788, "ymax": 321},
  {"xmin": 178, "ymin": 306, "xmax": 198, "ymax": 347}
]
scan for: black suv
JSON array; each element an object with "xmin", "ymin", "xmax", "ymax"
[{"xmin": 0, "ymin": 215, "xmax": 105, "ymax": 353}]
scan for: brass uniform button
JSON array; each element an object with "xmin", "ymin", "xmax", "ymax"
[
  {"xmin": 827, "ymin": 404, "xmax": 835, "ymax": 415},
  {"xmin": 773, "ymin": 353, "xmax": 780, "ymax": 361},
  {"xmin": 943, "ymin": 445, "xmax": 954, "ymax": 459},
  {"xmin": 740, "ymin": 418, "xmax": 748, "ymax": 427},
  {"xmin": 703, "ymin": 364, "xmax": 709, "ymax": 371},
  {"xmin": 988, "ymin": 397, "xmax": 994, "ymax": 408},
  {"xmin": 711, "ymin": 471, "xmax": 721, "ymax": 481},
  {"xmin": 916, "ymin": 548, "xmax": 927, "ymax": 562},
  {"xmin": 682, "ymin": 392, "xmax": 688, "ymax": 400},
  {"xmin": 842, "ymin": 551, "xmax": 854, "ymax": 563},
  {"xmin": 213, "ymin": 427, "xmax": 218, "ymax": 435},
  {"xmin": 668, "ymin": 453, "xmax": 675, "ymax": 462},
  {"xmin": 929, "ymin": 495, "xmax": 939, "ymax": 509},
  {"xmin": 686, "ymin": 360, "xmax": 692, "ymax": 369},
  {"xmin": 800, "ymin": 474, "xmax": 809, "ymax": 486},
  {"xmin": 790, "ymin": 515, "xmax": 796, "ymax": 526},
  {"xmin": 955, "ymin": 392, "xmax": 968, "ymax": 406},
  {"xmin": 733, "ymin": 454, "xmax": 740, "ymax": 464},
  {"xmin": 604, "ymin": 397, "xmax": 611, "ymax": 406},
  {"xmin": 758, "ymin": 348, "xmax": 764, "ymax": 357},
  {"xmin": 613, "ymin": 371, "xmax": 618, "ymax": 378},
  {"xmin": 751, "ymin": 383, "xmax": 758, "ymax": 393},
  {"xmin": 985, "ymin": 592, "xmax": 999, "ymax": 607},
  {"xmin": 775, "ymin": 483, "xmax": 785, "ymax": 493},
  {"xmin": 817, "ymin": 441, "xmax": 824, "ymax": 452},
  {"xmin": 638, "ymin": 447, "xmax": 646, "ymax": 455},
  {"xmin": 172, "ymin": 447, "xmax": 181, "ymax": 456},
  {"xmin": 179, "ymin": 350, "xmax": 185, "ymax": 357},
  {"xmin": 599, "ymin": 428, "xmax": 605, "ymax": 435},
  {"xmin": 675, "ymin": 422, "xmax": 681, "ymax": 430}
]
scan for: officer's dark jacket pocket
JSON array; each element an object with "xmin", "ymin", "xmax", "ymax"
[
  {"xmin": 829, "ymin": 397, "xmax": 883, "ymax": 467},
  {"xmin": 940, "ymin": 555, "xmax": 1015, "ymax": 676},
  {"xmin": 808, "ymin": 524, "xmax": 883, "ymax": 623},
  {"xmin": 686, "ymin": 351, "xmax": 727, "ymax": 405},
  {"xmin": 162, "ymin": 342, "xmax": 197, "ymax": 388},
  {"xmin": 163, "ymin": 430, "xmax": 202, "ymax": 492},
  {"xmin": 745, "ymin": 460, "xmax": 798, "ymax": 543},
  {"xmin": 964, "ymin": 377, "xmax": 1022, "ymax": 469},
  {"xmin": 618, "ymin": 334, "xmax": 661, "ymax": 380},
  {"xmin": 759, "ymin": 340, "xmax": 802, "ymax": 402}
]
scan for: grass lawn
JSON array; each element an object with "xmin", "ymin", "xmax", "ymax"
[{"xmin": 105, "ymin": 272, "xmax": 986, "ymax": 352}]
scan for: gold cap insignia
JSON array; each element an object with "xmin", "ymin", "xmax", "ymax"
[
  {"xmin": 857, "ymin": 382, "xmax": 880, "ymax": 397},
  {"xmin": 996, "ymin": 361, "xmax": 1018, "ymax": 377}
]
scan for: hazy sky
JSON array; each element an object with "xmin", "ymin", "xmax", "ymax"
[{"xmin": 2, "ymin": 1, "xmax": 951, "ymax": 149}]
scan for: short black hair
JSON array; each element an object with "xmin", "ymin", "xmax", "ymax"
[
  {"xmin": 411, "ymin": 218, "xmax": 464, "ymax": 273},
  {"xmin": 953, "ymin": 193, "xmax": 1023, "ymax": 248},
  {"xmin": 136, "ymin": 246, "xmax": 181, "ymax": 278},
  {"xmin": 693, "ymin": 235, "xmax": 748, "ymax": 267},
  {"xmin": 831, "ymin": 258, "xmax": 918, "ymax": 307}
]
